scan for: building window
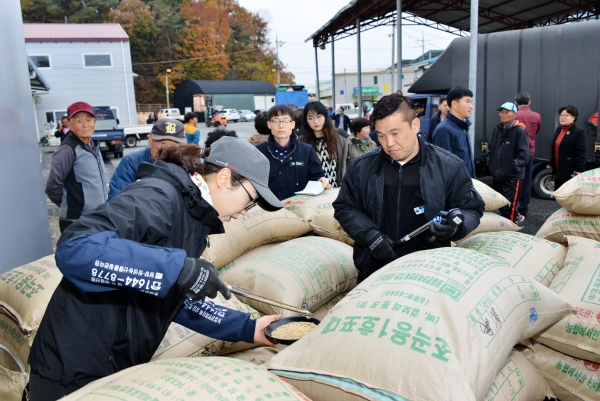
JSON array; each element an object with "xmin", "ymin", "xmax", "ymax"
[
  {"xmin": 374, "ymin": 76, "xmax": 378, "ymax": 85},
  {"xmin": 31, "ymin": 55, "xmax": 51, "ymax": 68},
  {"xmin": 83, "ymin": 54, "xmax": 112, "ymax": 68}
]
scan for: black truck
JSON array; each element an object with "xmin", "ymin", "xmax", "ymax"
[
  {"xmin": 408, "ymin": 19, "xmax": 600, "ymax": 199},
  {"xmin": 91, "ymin": 107, "xmax": 124, "ymax": 159}
]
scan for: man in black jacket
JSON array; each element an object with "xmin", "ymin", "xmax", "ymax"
[
  {"xmin": 333, "ymin": 107, "xmax": 351, "ymax": 132},
  {"xmin": 487, "ymin": 102, "xmax": 530, "ymax": 223},
  {"xmin": 333, "ymin": 93, "xmax": 484, "ymax": 283}
]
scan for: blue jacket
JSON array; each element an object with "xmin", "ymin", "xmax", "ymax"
[
  {"xmin": 256, "ymin": 134, "xmax": 325, "ymax": 200},
  {"xmin": 108, "ymin": 147, "xmax": 153, "ymax": 200},
  {"xmin": 431, "ymin": 112, "xmax": 476, "ymax": 178},
  {"xmin": 29, "ymin": 161, "xmax": 255, "ymax": 387}
]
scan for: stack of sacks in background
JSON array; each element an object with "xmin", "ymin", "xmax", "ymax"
[
  {"xmin": 0, "ymin": 255, "xmax": 63, "ymax": 401},
  {"xmin": 61, "ymin": 357, "xmax": 312, "ymax": 401},
  {"xmin": 467, "ymin": 179, "xmax": 521, "ymax": 238},
  {"xmin": 283, "ymin": 188, "xmax": 353, "ymax": 245},
  {"xmin": 524, "ymin": 236, "xmax": 600, "ymax": 400},
  {"xmin": 263, "ymin": 246, "xmax": 572, "ymax": 401},
  {"xmin": 537, "ymin": 168, "xmax": 600, "ymax": 244}
]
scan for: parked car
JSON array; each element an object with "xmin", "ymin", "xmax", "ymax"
[
  {"xmin": 221, "ymin": 109, "xmax": 239, "ymax": 123},
  {"xmin": 254, "ymin": 109, "xmax": 267, "ymax": 115},
  {"xmin": 159, "ymin": 108, "xmax": 184, "ymax": 121},
  {"xmin": 239, "ymin": 110, "xmax": 256, "ymax": 122}
]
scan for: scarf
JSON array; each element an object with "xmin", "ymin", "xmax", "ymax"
[{"xmin": 190, "ymin": 173, "xmax": 213, "ymax": 206}]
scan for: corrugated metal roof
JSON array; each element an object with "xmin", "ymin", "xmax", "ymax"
[
  {"xmin": 24, "ymin": 23, "xmax": 129, "ymax": 42},
  {"xmin": 185, "ymin": 80, "xmax": 276, "ymax": 95}
]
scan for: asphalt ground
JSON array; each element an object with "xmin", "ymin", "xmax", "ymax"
[{"xmin": 41, "ymin": 121, "xmax": 560, "ymax": 250}]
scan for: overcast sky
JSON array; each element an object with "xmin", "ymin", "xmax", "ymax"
[{"xmin": 238, "ymin": 0, "xmax": 459, "ymax": 92}]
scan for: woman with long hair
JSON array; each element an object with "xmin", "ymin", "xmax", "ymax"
[
  {"xmin": 301, "ymin": 101, "xmax": 350, "ymax": 187},
  {"xmin": 29, "ymin": 138, "xmax": 282, "ymax": 400}
]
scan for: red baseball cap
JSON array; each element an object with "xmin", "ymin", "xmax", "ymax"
[{"xmin": 67, "ymin": 102, "xmax": 95, "ymax": 119}]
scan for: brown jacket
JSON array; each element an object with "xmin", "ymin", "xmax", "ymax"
[{"xmin": 248, "ymin": 133, "xmax": 269, "ymax": 147}]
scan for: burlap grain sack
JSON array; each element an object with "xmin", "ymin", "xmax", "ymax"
[
  {"xmin": 522, "ymin": 342, "xmax": 600, "ymax": 401},
  {"xmin": 0, "ymin": 254, "xmax": 62, "ymax": 332},
  {"xmin": 0, "ymin": 311, "xmax": 31, "ymax": 372},
  {"xmin": 151, "ymin": 293, "xmax": 261, "ymax": 360},
  {"xmin": 457, "ymin": 231, "xmax": 567, "ymax": 287},
  {"xmin": 201, "ymin": 205, "xmax": 311, "ymax": 268},
  {"xmin": 283, "ymin": 189, "xmax": 354, "ymax": 245},
  {"xmin": 62, "ymin": 357, "xmax": 312, "ymax": 401},
  {"xmin": 219, "ymin": 243, "xmax": 278, "ymax": 274},
  {"xmin": 283, "ymin": 188, "xmax": 340, "ymax": 221},
  {"xmin": 0, "ymin": 365, "xmax": 27, "ymax": 401},
  {"xmin": 553, "ymin": 168, "xmax": 600, "ymax": 215},
  {"xmin": 472, "ymin": 179, "xmax": 510, "ymax": 211},
  {"xmin": 462, "ymin": 212, "xmax": 521, "ymax": 241},
  {"xmin": 265, "ymin": 247, "xmax": 572, "ymax": 401},
  {"xmin": 310, "ymin": 210, "xmax": 354, "ymax": 246},
  {"xmin": 312, "ymin": 291, "xmax": 350, "ymax": 321},
  {"xmin": 220, "ymin": 237, "xmax": 357, "ymax": 317},
  {"xmin": 484, "ymin": 349, "xmax": 555, "ymax": 401},
  {"xmin": 536, "ymin": 208, "xmax": 600, "ymax": 244},
  {"xmin": 226, "ymin": 346, "xmax": 279, "ymax": 366},
  {"xmin": 535, "ymin": 236, "xmax": 600, "ymax": 363}
]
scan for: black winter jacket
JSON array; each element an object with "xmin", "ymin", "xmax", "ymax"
[
  {"xmin": 333, "ymin": 137, "xmax": 485, "ymax": 278},
  {"xmin": 29, "ymin": 161, "xmax": 240, "ymax": 387},
  {"xmin": 486, "ymin": 121, "xmax": 530, "ymax": 180},
  {"xmin": 549, "ymin": 124, "xmax": 587, "ymax": 182}
]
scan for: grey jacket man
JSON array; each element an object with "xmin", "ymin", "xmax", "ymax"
[{"xmin": 45, "ymin": 132, "xmax": 108, "ymax": 222}]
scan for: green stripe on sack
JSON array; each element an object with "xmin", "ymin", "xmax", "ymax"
[{"xmin": 269, "ymin": 370, "xmax": 410, "ymax": 401}]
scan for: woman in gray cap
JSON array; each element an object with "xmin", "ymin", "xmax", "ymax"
[{"xmin": 28, "ymin": 137, "xmax": 284, "ymax": 400}]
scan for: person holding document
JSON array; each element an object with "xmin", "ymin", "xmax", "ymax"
[{"xmin": 257, "ymin": 104, "xmax": 329, "ymax": 200}]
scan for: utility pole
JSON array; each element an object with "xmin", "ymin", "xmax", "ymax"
[
  {"xmin": 165, "ymin": 68, "xmax": 171, "ymax": 109},
  {"xmin": 390, "ymin": 23, "xmax": 395, "ymax": 94},
  {"xmin": 275, "ymin": 32, "xmax": 284, "ymax": 85},
  {"xmin": 422, "ymin": 32, "xmax": 425, "ymax": 61}
]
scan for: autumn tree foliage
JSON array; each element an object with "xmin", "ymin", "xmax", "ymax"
[{"xmin": 21, "ymin": 0, "xmax": 295, "ymax": 104}]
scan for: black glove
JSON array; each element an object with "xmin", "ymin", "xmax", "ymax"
[
  {"xmin": 365, "ymin": 230, "xmax": 397, "ymax": 260},
  {"xmin": 430, "ymin": 218, "xmax": 458, "ymax": 241},
  {"xmin": 177, "ymin": 258, "xmax": 231, "ymax": 301}
]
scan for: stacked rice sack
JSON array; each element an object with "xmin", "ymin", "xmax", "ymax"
[
  {"xmin": 467, "ymin": 179, "xmax": 521, "ymax": 238},
  {"xmin": 0, "ymin": 255, "xmax": 63, "ymax": 401},
  {"xmin": 264, "ymin": 247, "xmax": 572, "ymax": 400},
  {"xmin": 62, "ymin": 357, "xmax": 312, "ymax": 401},
  {"xmin": 283, "ymin": 188, "xmax": 354, "ymax": 245},
  {"xmin": 537, "ymin": 168, "xmax": 600, "ymax": 244}
]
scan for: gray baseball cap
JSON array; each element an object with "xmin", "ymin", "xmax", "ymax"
[{"xmin": 204, "ymin": 136, "xmax": 282, "ymax": 211}]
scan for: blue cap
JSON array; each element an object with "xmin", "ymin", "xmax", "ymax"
[{"xmin": 497, "ymin": 102, "xmax": 517, "ymax": 112}]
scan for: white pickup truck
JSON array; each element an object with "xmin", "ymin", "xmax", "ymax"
[
  {"xmin": 122, "ymin": 124, "xmax": 153, "ymax": 148},
  {"xmin": 159, "ymin": 108, "xmax": 185, "ymax": 121}
]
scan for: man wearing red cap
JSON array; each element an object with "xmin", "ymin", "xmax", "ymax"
[{"xmin": 45, "ymin": 101, "xmax": 108, "ymax": 232}]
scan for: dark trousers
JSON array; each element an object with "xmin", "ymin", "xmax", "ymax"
[
  {"xmin": 554, "ymin": 177, "xmax": 568, "ymax": 191},
  {"xmin": 492, "ymin": 178, "xmax": 522, "ymax": 222},
  {"xmin": 59, "ymin": 219, "xmax": 74, "ymax": 233},
  {"xmin": 518, "ymin": 157, "xmax": 534, "ymax": 216},
  {"xmin": 29, "ymin": 373, "xmax": 81, "ymax": 401}
]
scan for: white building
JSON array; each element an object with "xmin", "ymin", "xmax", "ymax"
[
  {"xmin": 24, "ymin": 23, "xmax": 137, "ymax": 137},
  {"xmin": 319, "ymin": 50, "xmax": 443, "ymax": 109}
]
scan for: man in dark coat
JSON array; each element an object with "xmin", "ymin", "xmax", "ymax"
[
  {"xmin": 431, "ymin": 87, "xmax": 476, "ymax": 178},
  {"xmin": 487, "ymin": 102, "xmax": 530, "ymax": 223},
  {"xmin": 333, "ymin": 107, "xmax": 351, "ymax": 132},
  {"xmin": 333, "ymin": 93, "xmax": 485, "ymax": 283}
]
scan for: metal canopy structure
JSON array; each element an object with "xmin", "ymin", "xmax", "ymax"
[{"xmin": 307, "ymin": 0, "xmax": 599, "ymax": 46}]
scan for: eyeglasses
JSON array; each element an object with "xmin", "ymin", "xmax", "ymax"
[
  {"xmin": 235, "ymin": 178, "xmax": 258, "ymax": 212},
  {"xmin": 270, "ymin": 119, "xmax": 292, "ymax": 126},
  {"xmin": 307, "ymin": 114, "xmax": 325, "ymax": 123}
]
